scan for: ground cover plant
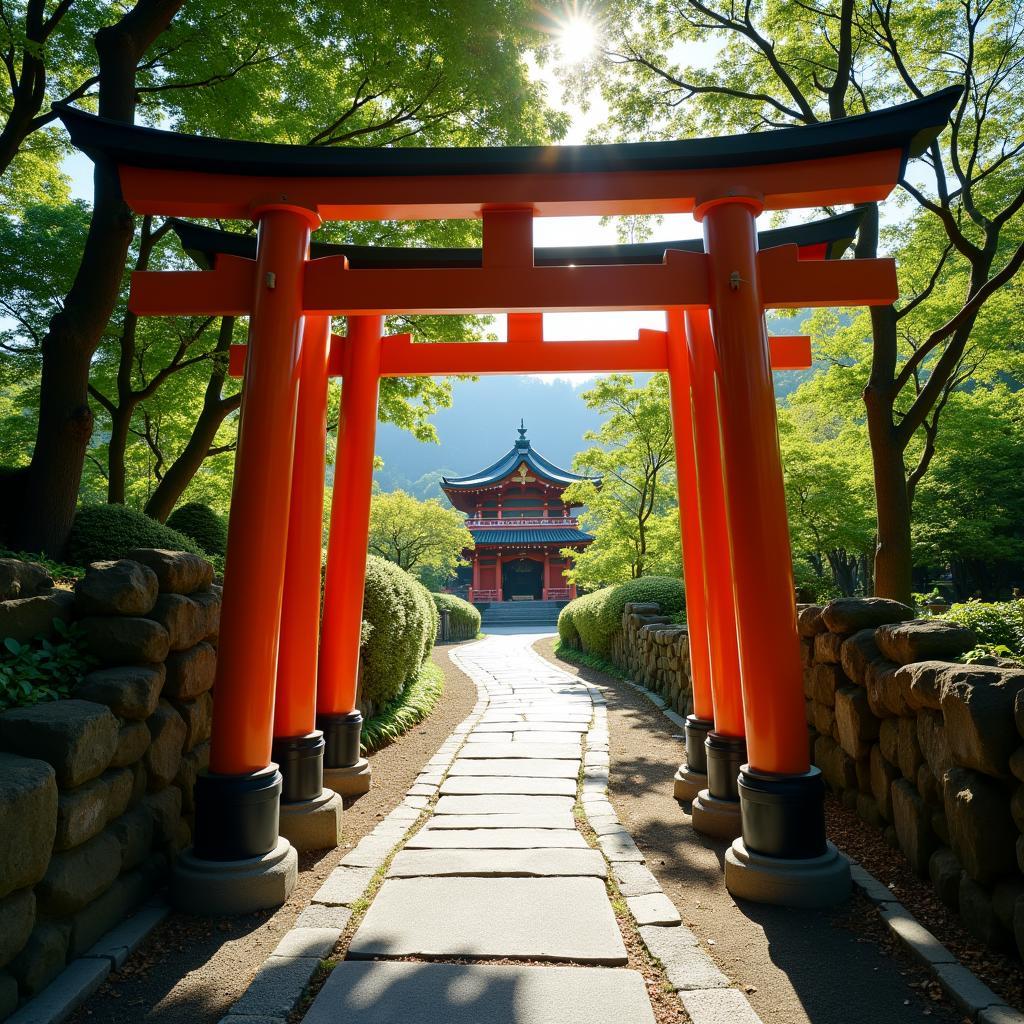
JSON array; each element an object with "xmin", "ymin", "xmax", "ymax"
[{"xmin": 0, "ymin": 619, "xmax": 95, "ymax": 710}]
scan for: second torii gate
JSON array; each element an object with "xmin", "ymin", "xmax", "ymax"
[{"xmin": 58, "ymin": 85, "xmax": 959, "ymax": 915}]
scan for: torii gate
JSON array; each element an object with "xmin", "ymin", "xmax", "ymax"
[{"xmin": 59, "ymin": 85, "xmax": 958, "ymax": 915}]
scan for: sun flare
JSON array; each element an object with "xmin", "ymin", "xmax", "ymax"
[{"xmin": 556, "ymin": 11, "xmax": 598, "ymax": 65}]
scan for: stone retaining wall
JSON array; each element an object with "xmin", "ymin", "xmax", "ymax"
[
  {"xmin": 609, "ymin": 602, "xmax": 694, "ymax": 717},
  {"xmin": 0, "ymin": 551, "xmax": 221, "ymax": 1020},
  {"xmin": 800, "ymin": 597, "xmax": 1024, "ymax": 960}
]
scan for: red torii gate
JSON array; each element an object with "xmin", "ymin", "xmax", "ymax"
[{"xmin": 59, "ymin": 86, "xmax": 958, "ymax": 915}]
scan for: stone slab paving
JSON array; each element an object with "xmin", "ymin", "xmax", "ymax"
[
  {"xmin": 303, "ymin": 962, "xmax": 656, "ymax": 1024},
  {"xmin": 405, "ymin": 827, "xmax": 588, "ymax": 849},
  {"xmin": 222, "ymin": 632, "xmax": 768, "ymax": 1024},
  {"xmin": 387, "ymin": 847, "xmax": 608, "ymax": 879}
]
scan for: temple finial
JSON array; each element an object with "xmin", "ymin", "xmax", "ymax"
[{"xmin": 518, "ymin": 419, "xmax": 527, "ymax": 441}]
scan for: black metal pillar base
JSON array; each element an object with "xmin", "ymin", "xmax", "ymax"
[
  {"xmin": 737, "ymin": 764, "xmax": 827, "ymax": 859},
  {"xmin": 193, "ymin": 764, "xmax": 282, "ymax": 861},
  {"xmin": 317, "ymin": 710, "xmax": 363, "ymax": 769},
  {"xmin": 684, "ymin": 715, "xmax": 713, "ymax": 774},
  {"xmin": 705, "ymin": 732, "xmax": 747, "ymax": 802},
  {"xmin": 271, "ymin": 730, "xmax": 325, "ymax": 804}
]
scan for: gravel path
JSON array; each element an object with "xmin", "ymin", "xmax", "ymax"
[
  {"xmin": 534, "ymin": 636, "xmax": 965, "ymax": 1024},
  {"xmin": 67, "ymin": 642, "xmax": 478, "ymax": 1024}
]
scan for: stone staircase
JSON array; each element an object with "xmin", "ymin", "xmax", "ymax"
[{"xmin": 479, "ymin": 599, "xmax": 567, "ymax": 629}]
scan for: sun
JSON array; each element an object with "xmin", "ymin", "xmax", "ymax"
[{"xmin": 556, "ymin": 11, "xmax": 598, "ymax": 65}]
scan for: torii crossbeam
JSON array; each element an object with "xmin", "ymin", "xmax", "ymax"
[{"xmin": 57, "ymin": 85, "xmax": 960, "ymax": 916}]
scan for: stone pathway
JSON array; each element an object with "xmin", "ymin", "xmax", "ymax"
[{"xmin": 219, "ymin": 633, "xmax": 765, "ymax": 1024}]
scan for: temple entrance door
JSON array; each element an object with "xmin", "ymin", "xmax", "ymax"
[{"xmin": 501, "ymin": 557, "xmax": 543, "ymax": 601}]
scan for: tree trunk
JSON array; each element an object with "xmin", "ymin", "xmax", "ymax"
[
  {"xmin": 106, "ymin": 402, "xmax": 134, "ymax": 505},
  {"xmin": 8, "ymin": 1, "xmax": 183, "ymax": 554},
  {"xmin": 144, "ymin": 318, "xmax": 239, "ymax": 521}
]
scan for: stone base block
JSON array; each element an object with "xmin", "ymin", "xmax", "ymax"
[
  {"xmin": 673, "ymin": 765, "xmax": 706, "ymax": 802},
  {"xmin": 691, "ymin": 789, "xmax": 742, "ymax": 840},
  {"xmin": 323, "ymin": 758, "xmax": 371, "ymax": 797},
  {"xmin": 724, "ymin": 838, "xmax": 850, "ymax": 908},
  {"xmin": 279, "ymin": 789, "xmax": 343, "ymax": 852},
  {"xmin": 171, "ymin": 837, "xmax": 297, "ymax": 915}
]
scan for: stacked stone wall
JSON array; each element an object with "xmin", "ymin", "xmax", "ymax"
[
  {"xmin": 801, "ymin": 597, "xmax": 1024, "ymax": 959},
  {"xmin": 609, "ymin": 602, "xmax": 694, "ymax": 717},
  {"xmin": 0, "ymin": 551, "xmax": 221, "ymax": 1019}
]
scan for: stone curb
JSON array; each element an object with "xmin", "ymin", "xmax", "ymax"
[
  {"xmin": 218, "ymin": 640, "xmax": 492, "ymax": 1024},
  {"xmin": 527, "ymin": 641, "xmax": 769, "ymax": 1024},
  {"xmin": 590, "ymin": 660, "xmax": 1024, "ymax": 1024},
  {"xmin": 6, "ymin": 899, "xmax": 170, "ymax": 1024}
]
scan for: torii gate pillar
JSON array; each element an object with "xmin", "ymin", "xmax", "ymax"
[{"xmin": 699, "ymin": 197, "xmax": 848, "ymax": 906}]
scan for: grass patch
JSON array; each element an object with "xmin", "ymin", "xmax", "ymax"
[
  {"xmin": 362, "ymin": 661, "xmax": 444, "ymax": 754},
  {"xmin": 553, "ymin": 639, "xmax": 630, "ymax": 681}
]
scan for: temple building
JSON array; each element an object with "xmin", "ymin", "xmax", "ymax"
[{"xmin": 442, "ymin": 423, "xmax": 597, "ymax": 604}]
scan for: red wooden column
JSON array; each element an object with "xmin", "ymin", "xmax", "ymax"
[
  {"xmin": 271, "ymin": 314, "xmax": 343, "ymax": 850},
  {"xmin": 684, "ymin": 308, "xmax": 746, "ymax": 839},
  {"xmin": 180, "ymin": 204, "xmax": 317, "ymax": 912},
  {"xmin": 699, "ymin": 196, "xmax": 848, "ymax": 905},
  {"xmin": 316, "ymin": 315, "xmax": 383, "ymax": 795},
  {"xmin": 665, "ymin": 308, "xmax": 716, "ymax": 802}
]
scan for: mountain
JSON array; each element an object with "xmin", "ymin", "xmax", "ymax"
[{"xmin": 371, "ymin": 310, "xmax": 822, "ymax": 498}]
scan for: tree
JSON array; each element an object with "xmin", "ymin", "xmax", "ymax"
[
  {"xmin": 368, "ymin": 490, "xmax": 473, "ymax": 584},
  {"xmin": 561, "ymin": 374, "xmax": 680, "ymax": 588},
  {"xmin": 2, "ymin": 0, "xmax": 566, "ymax": 554},
  {"xmin": 778, "ymin": 406, "xmax": 876, "ymax": 598},
  {"xmin": 570, "ymin": 0, "xmax": 1024, "ymax": 602}
]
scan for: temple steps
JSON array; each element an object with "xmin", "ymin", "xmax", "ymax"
[{"xmin": 479, "ymin": 600, "xmax": 568, "ymax": 628}]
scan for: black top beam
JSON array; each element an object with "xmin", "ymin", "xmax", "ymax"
[
  {"xmin": 169, "ymin": 209, "xmax": 866, "ymax": 271},
  {"xmin": 56, "ymin": 88, "xmax": 960, "ymax": 181}
]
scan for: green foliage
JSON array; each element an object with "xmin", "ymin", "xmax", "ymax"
[
  {"xmin": 943, "ymin": 600, "xmax": 1024, "ymax": 658},
  {"xmin": 361, "ymin": 661, "xmax": 445, "ymax": 754},
  {"xmin": 166, "ymin": 502, "xmax": 228, "ymax": 557},
  {"xmin": 431, "ymin": 593, "xmax": 481, "ymax": 642},
  {"xmin": 558, "ymin": 576, "xmax": 686, "ymax": 657},
  {"xmin": 562, "ymin": 374, "xmax": 680, "ymax": 588},
  {"xmin": 0, "ymin": 620, "xmax": 96, "ymax": 711},
  {"xmin": 358, "ymin": 555, "xmax": 436, "ymax": 707},
  {"xmin": 65, "ymin": 505, "xmax": 204, "ymax": 566},
  {"xmin": 368, "ymin": 490, "xmax": 473, "ymax": 582}
]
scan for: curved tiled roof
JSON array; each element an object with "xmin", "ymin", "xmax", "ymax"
[
  {"xmin": 442, "ymin": 426, "xmax": 597, "ymax": 491},
  {"xmin": 470, "ymin": 528, "xmax": 593, "ymax": 545}
]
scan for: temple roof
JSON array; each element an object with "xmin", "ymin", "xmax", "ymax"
[
  {"xmin": 55, "ymin": 88, "xmax": 958, "ymax": 181},
  {"xmin": 441, "ymin": 423, "xmax": 598, "ymax": 491},
  {"xmin": 168, "ymin": 208, "xmax": 865, "ymax": 271},
  {"xmin": 470, "ymin": 528, "xmax": 594, "ymax": 545}
]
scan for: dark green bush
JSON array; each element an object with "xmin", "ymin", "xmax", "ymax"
[
  {"xmin": 431, "ymin": 593, "xmax": 481, "ymax": 641},
  {"xmin": 943, "ymin": 599, "xmax": 1024, "ymax": 657},
  {"xmin": 358, "ymin": 555, "xmax": 436, "ymax": 706},
  {"xmin": 166, "ymin": 502, "xmax": 228, "ymax": 556},
  {"xmin": 66, "ymin": 505, "xmax": 204, "ymax": 566},
  {"xmin": 557, "ymin": 576, "xmax": 686, "ymax": 657}
]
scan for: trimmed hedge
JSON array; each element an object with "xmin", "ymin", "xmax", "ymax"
[
  {"xmin": 66, "ymin": 504, "xmax": 204, "ymax": 566},
  {"xmin": 362, "ymin": 661, "xmax": 444, "ymax": 753},
  {"xmin": 943, "ymin": 598, "xmax": 1024, "ymax": 657},
  {"xmin": 558, "ymin": 576, "xmax": 686, "ymax": 657},
  {"xmin": 359, "ymin": 555, "xmax": 436, "ymax": 707},
  {"xmin": 166, "ymin": 502, "xmax": 228, "ymax": 556},
  {"xmin": 431, "ymin": 593, "xmax": 481, "ymax": 641}
]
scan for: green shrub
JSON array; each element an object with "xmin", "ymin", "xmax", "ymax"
[
  {"xmin": 431, "ymin": 593, "xmax": 481, "ymax": 641},
  {"xmin": 557, "ymin": 576, "xmax": 686, "ymax": 657},
  {"xmin": 943, "ymin": 599, "xmax": 1024, "ymax": 657},
  {"xmin": 66, "ymin": 505, "xmax": 204, "ymax": 566},
  {"xmin": 166, "ymin": 502, "xmax": 228, "ymax": 556},
  {"xmin": 0, "ymin": 620, "xmax": 96, "ymax": 711},
  {"xmin": 358, "ymin": 555, "xmax": 435, "ymax": 707}
]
